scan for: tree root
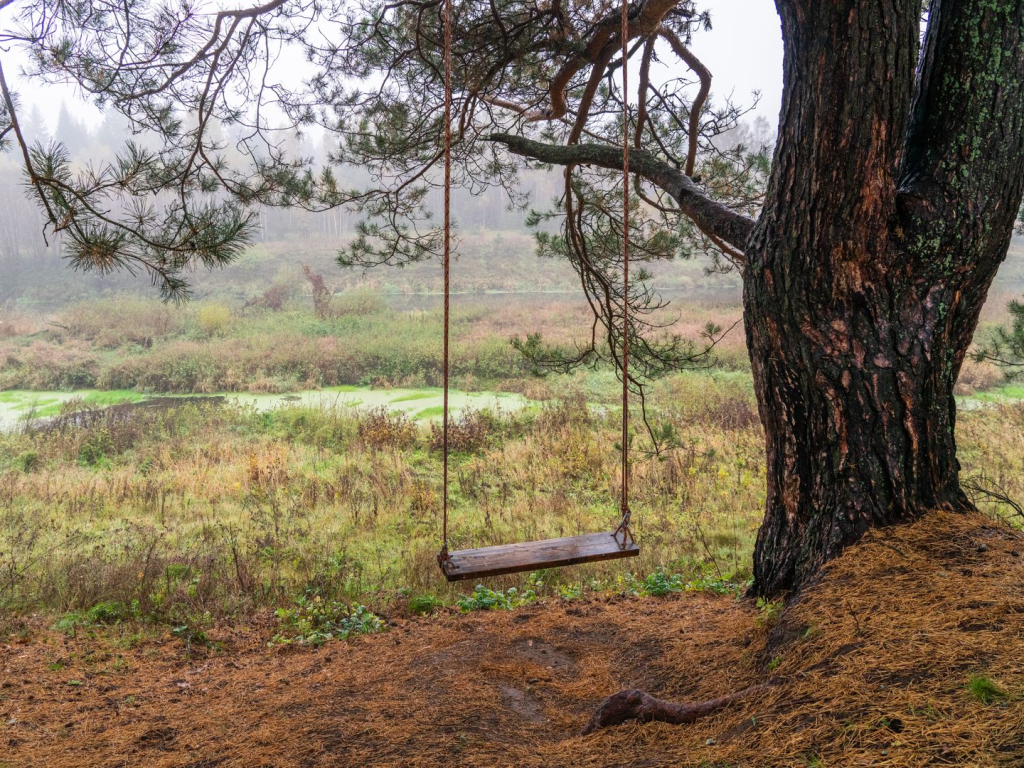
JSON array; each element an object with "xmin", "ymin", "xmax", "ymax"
[{"xmin": 581, "ymin": 681, "xmax": 777, "ymax": 735}]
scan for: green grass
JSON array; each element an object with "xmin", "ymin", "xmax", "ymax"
[
  {"xmin": 967, "ymin": 675, "xmax": 1012, "ymax": 704},
  {"xmin": 390, "ymin": 392, "xmax": 438, "ymax": 403},
  {"xmin": 0, "ymin": 374, "xmax": 769, "ymax": 627},
  {"xmin": 1, "ymin": 363, "xmax": 1021, "ymax": 632},
  {"xmin": 0, "ymin": 293, "xmax": 750, "ymax": 395},
  {"xmin": 82, "ymin": 390, "xmax": 146, "ymax": 406},
  {"xmin": 14, "ymin": 397, "xmax": 58, "ymax": 410},
  {"xmin": 414, "ymin": 406, "xmax": 445, "ymax": 419}
]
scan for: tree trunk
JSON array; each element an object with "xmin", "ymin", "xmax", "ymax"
[
  {"xmin": 745, "ymin": 0, "xmax": 1024, "ymax": 596},
  {"xmin": 745, "ymin": 253, "xmax": 976, "ymax": 595}
]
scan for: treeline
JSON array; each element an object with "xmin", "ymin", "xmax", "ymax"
[
  {"xmin": 0, "ymin": 109, "xmax": 776, "ymax": 305},
  {"xmin": 0, "ymin": 103, "xmax": 562, "ymax": 263}
]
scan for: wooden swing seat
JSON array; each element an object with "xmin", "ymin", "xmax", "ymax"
[{"xmin": 440, "ymin": 531, "xmax": 639, "ymax": 582}]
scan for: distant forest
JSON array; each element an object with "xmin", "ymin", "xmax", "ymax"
[{"xmin": 0, "ymin": 105, "xmax": 783, "ymax": 305}]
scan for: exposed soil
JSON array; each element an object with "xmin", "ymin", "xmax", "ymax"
[{"xmin": 2, "ymin": 511, "xmax": 1023, "ymax": 766}]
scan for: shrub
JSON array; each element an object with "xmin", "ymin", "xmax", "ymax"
[
  {"xmin": 0, "ymin": 339, "xmax": 100, "ymax": 389},
  {"xmin": 171, "ymin": 623, "xmax": 215, "ymax": 654},
  {"xmin": 333, "ymin": 287, "xmax": 386, "ymax": 317},
  {"xmin": 556, "ymin": 583, "xmax": 584, "ymax": 600},
  {"xmin": 196, "ymin": 304, "xmax": 232, "ymax": 336},
  {"xmin": 429, "ymin": 409, "xmax": 493, "ymax": 454},
  {"xmin": 685, "ymin": 575, "xmax": 747, "ymax": 596},
  {"xmin": 656, "ymin": 373, "xmax": 761, "ymax": 431},
  {"xmin": 301, "ymin": 264, "xmax": 334, "ymax": 319},
  {"xmin": 54, "ymin": 600, "xmax": 138, "ymax": 633},
  {"xmin": 756, "ymin": 597, "xmax": 783, "ymax": 626},
  {"xmin": 357, "ymin": 407, "xmax": 417, "ymax": 451},
  {"xmin": 244, "ymin": 283, "xmax": 293, "ymax": 312},
  {"xmin": 87, "ymin": 600, "xmax": 137, "ymax": 624},
  {"xmin": 0, "ymin": 306, "xmax": 41, "ymax": 338},
  {"xmin": 78, "ymin": 431, "xmax": 113, "ymax": 468},
  {"xmin": 16, "ymin": 451, "xmax": 40, "ymax": 473},
  {"xmin": 955, "ymin": 359, "xmax": 1003, "ymax": 395},
  {"xmin": 60, "ymin": 298, "xmax": 182, "ymax": 348},
  {"xmin": 272, "ymin": 596, "xmax": 385, "ymax": 646}
]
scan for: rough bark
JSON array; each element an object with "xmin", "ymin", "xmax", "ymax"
[{"xmin": 745, "ymin": 0, "xmax": 1024, "ymax": 596}]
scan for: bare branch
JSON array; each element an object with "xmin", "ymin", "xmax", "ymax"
[
  {"xmin": 658, "ymin": 26, "xmax": 710, "ymax": 177},
  {"xmin": 489, "ymin": 132, "xmax": 755, "ymax": 251}
]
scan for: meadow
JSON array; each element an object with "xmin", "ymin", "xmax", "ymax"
[
  {"xmin": 0, "ymin": 311, "xmax": 1021, "ymax": 640},
  {"xmin": 0, "ymin": 249, "xmax": 1022, "ymax": 640}
]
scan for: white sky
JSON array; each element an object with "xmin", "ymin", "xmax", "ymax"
[
  {"xmin": 691, "ymin": 0, "xmax": 784, "ymax": 126},
  {"xmin": 5, "ymin": 0, "xmax": 785, "ymax": 136}
]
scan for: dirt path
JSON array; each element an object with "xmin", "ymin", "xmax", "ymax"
[{"xmin": 2, "ymin": 511, "xmax": 1023, "ymax": 766}]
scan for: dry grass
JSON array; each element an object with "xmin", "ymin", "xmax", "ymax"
[
  {"xmin": 0, "ymin": 305, "xmax": 45, "ymax": 339},
  {"xmin": 731, "ymin": 510, "xmax": 1024, "ymax": 766},
  {"xmin": 0, "ymin": 294, "xmax": 752, "ymax": 393},
  {"xmin": 955, "ymin": 358, "xmax": 1005, "ymax": 396},
  {"xmin": 0, "ymin": 386, "xmax": 767, "ymax": 622},
  {"xmin": 0, "ymin": 510, "xmax": 1020, "ymax": 766},
  {"xmin": 3, "ymin": 382, "xmax": 1024, "ymax": 631}
]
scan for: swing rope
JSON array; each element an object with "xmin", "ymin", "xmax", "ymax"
[
  {"xmin": 438, "ymin": 0, "xmax": 634, "ymax": 565},
  {"xmin": 616, "ymin": 0, "xmax": 633, "ymax": 541},
  {"xmin": 438, "ymin": 0, "xmax": 453, "ymax": 567}
]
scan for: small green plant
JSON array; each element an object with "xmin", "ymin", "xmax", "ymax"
[
  {"xmin": 967, "ymin": 675, "xmax": 1010, "ymax": 704},
  {"xmin": 77, "ymin": 431, "xmax": 114, "ymax": 468},
  {"xmin": 87, "ymin": 600, "xmax": 137, "ymax": 624},
  {"xmin": 756, "ymin": 597, "xmax": 783, "ymax": 626},
  {"xmin": 53, "ymin": 612, "xmax": 85, "ymax": 635},
  {"xmin": 556, "ymin": 582, "xmax": 584, "ymax": 600},
  {"xmin": 768, "ymin": 654, "xmax": 783, "ymax": 672},
  {"xmin": 272, "ymin": 595, "xmax": 385, "ymax": 646},
  {"xmin": 53, "ymin": 600, "xmax": 138, "ymax": 634},
  {"xmin": 616, "ymin": 572, "xmax": 642, "ymax": 596},
  {"xmin": 878, "ymin": 716, "xmax": 903, "ymax": 733},
  {"xmin": 171, "ymin": 624, "xmax": 212, "ymax": 647},
  {"xmin": 456, "ymin": 584, "xmax": 536, "ymax": 612},
  {"xmin": 907, "ymin": 702, "xmax": 943, "ymax": 721},
  {"xmin": 407, "ymin": 594, "xmax": 442, "ymax": 614},
  {"xmin": 640, "ymin": 568, "xmax": 685, "ymax": 597},
  {"xmin": 685, "ymin": 575, "xmax": 746, "ymax": 596}
]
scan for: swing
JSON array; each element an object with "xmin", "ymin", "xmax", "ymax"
[{"xmin": 436, "ymin": 0, "xmax": 639, "ymax": 582}]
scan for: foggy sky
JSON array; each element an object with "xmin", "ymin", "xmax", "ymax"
[{"xmin": 7, "ymin": 0, "xmax": 785, "ymax": 137}]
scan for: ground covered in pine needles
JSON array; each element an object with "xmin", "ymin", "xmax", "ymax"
[{"xmin": 2, "ymin": 510, "xmax": 1023, "ymax": 767}]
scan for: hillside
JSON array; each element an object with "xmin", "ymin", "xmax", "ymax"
[{"xmin": 2, "ymin": 510, "xmax": 1022, "ymax": 766}]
